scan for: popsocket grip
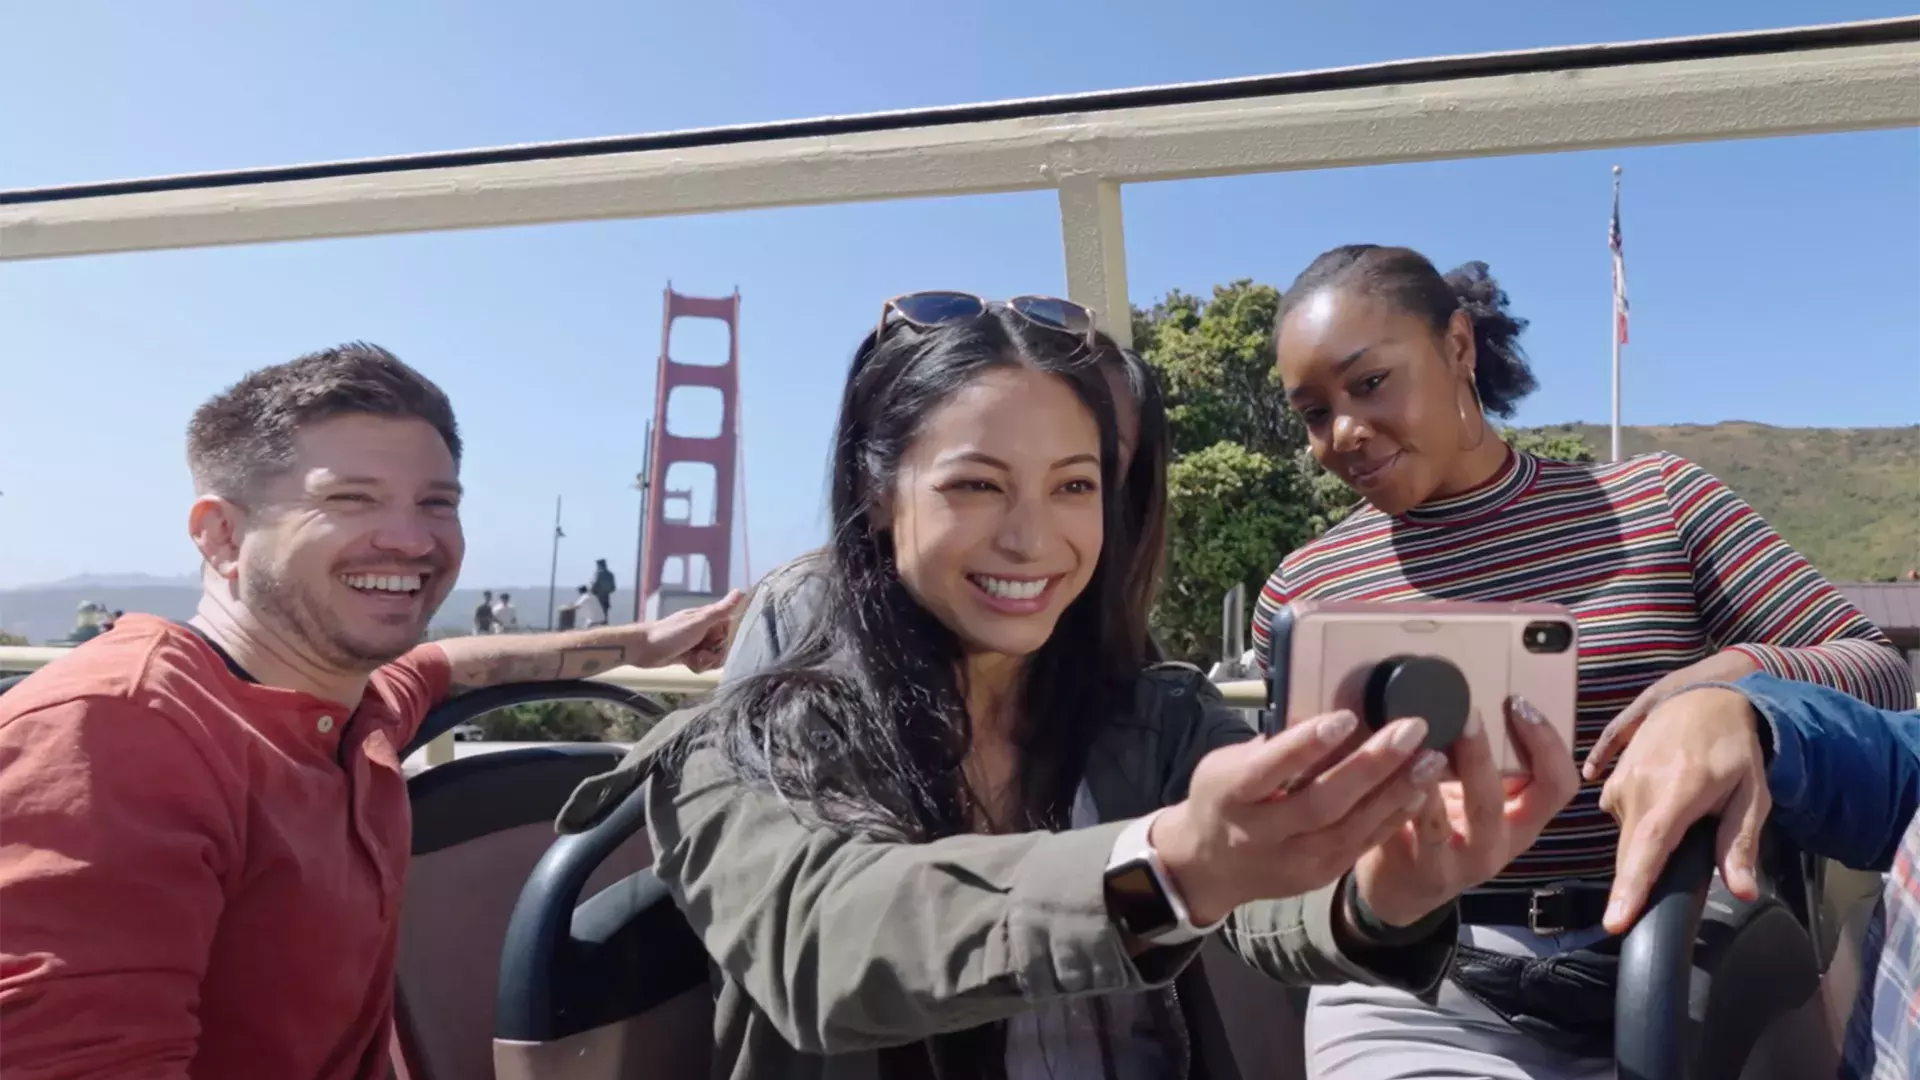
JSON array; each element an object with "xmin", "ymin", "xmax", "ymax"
[{"xmin": 1361, "ymin": 654, "xmax": 1471, "ymax": 750}]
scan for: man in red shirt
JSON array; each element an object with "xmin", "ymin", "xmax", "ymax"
[{"xmin": 0, "ymin": 343, "xmax": 741, "ymax": 1080}]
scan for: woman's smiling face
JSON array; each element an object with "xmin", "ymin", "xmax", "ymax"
[
  {"xmin": 1278, "ymin": 287, "xmax": 1478, "ymax": 516},
  {"xmin": 881, "ymin": 365, "xmax": 1104, "ymax": 662}
]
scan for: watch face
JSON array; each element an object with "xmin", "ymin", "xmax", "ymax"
[{"xmin": 1106, "ymin": 858, "xmax": 1178, "ymax": 940}]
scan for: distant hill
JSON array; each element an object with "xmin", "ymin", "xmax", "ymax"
[
  {"xmin": 0, "ymin": 584, "xmax": 642, "ymax": 647},
  {"xmin": 1524, "ymin": 422, "xmax": 1918, "ymax": 583},
  {"xmin": 4, "ymin": 422, "xmax": 1912, "ymax": 644}
]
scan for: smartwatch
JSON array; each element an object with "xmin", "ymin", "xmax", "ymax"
[{"xmin": 1102, "ymin": 808, "xmax": 1223, "ymax": 947}]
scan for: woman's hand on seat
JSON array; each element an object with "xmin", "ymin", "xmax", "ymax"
[
  {"xmin": 1152, "ymin": 710, "xmax": 1445, "ymax": 926},
  {"xmin": 1594, "ymin": 686, "xmax": 1770, "ymax": 934},
  {"xmin": 1349, "ymin": 697, "xmax": 1580, "ymax": 928}
]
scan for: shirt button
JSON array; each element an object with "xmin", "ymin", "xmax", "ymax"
[{"xmin": 317, "ymin": 715, "xmax": 335, "ymax": 734}]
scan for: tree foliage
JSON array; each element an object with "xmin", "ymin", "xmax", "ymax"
[
  {"xmin": 472, "ymin": 698, "xmax": 677, "ymax": 743},
  {"xmin": 1134, "ymin": 281, "xmax": 1333, "ymax": 666},
  {"xmin": 1503, "ymin": 427, "xmax": 1597, "ymax": 463},
  {"xmin": 1158, "ymin": 442, "xmax": 1316, "ymax": 663}
]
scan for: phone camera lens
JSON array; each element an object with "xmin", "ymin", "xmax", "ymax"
[{"xmin": 1523, "ymin": 621, "xmax": 1573, "ymax": 654}]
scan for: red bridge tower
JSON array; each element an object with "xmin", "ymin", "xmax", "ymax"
[{"xmin": 638, "ymin": 286, "xmax": 743, "ymax": 620}]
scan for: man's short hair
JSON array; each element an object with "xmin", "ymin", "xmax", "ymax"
[{"xmin": 187, "ymin": 342, "xmax": 461, "ymax": 501}]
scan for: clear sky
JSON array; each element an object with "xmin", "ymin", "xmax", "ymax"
[{"xmin": 2, "ymin": 0, "xmax": 1915, "ymax": 595}]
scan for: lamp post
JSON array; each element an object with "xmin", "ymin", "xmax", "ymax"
[
  {"xmin": 546, "ymin": 496, "xmax": 564, "ymax": 631},
  {"xmin": 632, "ymin": 420, "xmax": 654, "ymax": 623}
]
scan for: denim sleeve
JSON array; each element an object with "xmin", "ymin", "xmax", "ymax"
[{"xmin": 1729, "ymin": 671, "xmax": 1920, "ymax": 872}]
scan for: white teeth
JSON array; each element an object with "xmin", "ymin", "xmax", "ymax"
[
  {"xmin": 342, "ymin": 573, "xmax": 423, "ymax": 594},
  {"xmin": 972, "ymin": 575, "xmax": 1048, "ymax": 601}
]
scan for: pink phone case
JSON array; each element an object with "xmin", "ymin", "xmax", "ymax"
[{"xmin": 1265, "ymin": 599, "xmax": 1579, "ymax": 775}]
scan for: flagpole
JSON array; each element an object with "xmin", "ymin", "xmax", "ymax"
[
  {"xmin": 1610, "ymin": 165, "xmax": 1624, "ymax": 463},
  {"xmin": 546, "ymin": 495, "xmax": 563, "ymax": 631}
]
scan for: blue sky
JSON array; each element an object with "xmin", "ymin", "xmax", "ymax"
[{"xmin": 2, "ymin": 0, "xmax": 1915, "ymax": 596}]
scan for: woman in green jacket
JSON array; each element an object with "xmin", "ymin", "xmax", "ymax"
[{"xmin": 563, "ymin": 294, "xmax": 1579, "ymax": 1078}]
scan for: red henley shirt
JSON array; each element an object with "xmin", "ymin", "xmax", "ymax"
[{"xmin": 0, "ymin": 614, "xmax": 451, "ymax": 1079}]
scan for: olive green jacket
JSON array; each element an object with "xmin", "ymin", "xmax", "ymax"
[{"xmin": 556, "ymin": 659, "xmax": 1456, "ymax": 1079}]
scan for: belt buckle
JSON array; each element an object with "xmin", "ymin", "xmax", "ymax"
[{"xmin": 1528, "ymin": 886, "xmax": 1567, "ymax": 936}]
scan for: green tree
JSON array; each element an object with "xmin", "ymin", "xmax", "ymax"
[
  {"xmin": 1503, "ymin": 427, "xmax": 1597, "ymax": 463},
  {"xmin": 1159, "ymin": 442, "xmax": 1317, "ymax": 662},
  {"xmin": 1134, "ymin": 281, "xmax": 1330, "ymax": 665}
]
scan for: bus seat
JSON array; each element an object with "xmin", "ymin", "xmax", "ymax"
[
  {"xmin": 1195, "ymin": 936, "xmax": 1309, "ymax": 1080},
  {"xmin": 1615, "ymin": 818, "xmax": 1824, "ymax": 1080},
  {"xmin": 1815, "ymin": 887, "xmax": 1885, "ymax": 1059},
  {"xmin": 494, "ymin": 768, "xmax": 712, "ymax": 1080},
  {"xmin": 391, "ymin": 681, "xmax": 667, "ymax": 1080},
  {"xmin": 396, "ymin": 744, "xmax": 654, "ymax": 1080}
]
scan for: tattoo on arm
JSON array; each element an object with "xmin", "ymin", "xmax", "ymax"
[{"xmin": 446, "ymin": 643, "xmax": 632, "ymax": 696}]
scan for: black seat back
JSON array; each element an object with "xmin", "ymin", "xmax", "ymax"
[
  {"xmin": 394, "ymin": 681, "xmax": 663, "ymax": 1080},
  {"xmin": 493, "ymin": 761, "xmax": 713, "ymax": 1080},
  {"xmin": 398, "ymin": 745, "xmax": 653, "ymax": 1080},
  {"xmin": 1616, "ymin": 820, "xmax": 1824, "ymax": 1080}
]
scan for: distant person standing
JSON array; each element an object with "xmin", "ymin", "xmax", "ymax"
[
  {"xmin": 561, "ymin": 585, "xmax": 606, "ymax": 629},
  {"xmin": 590, "ymin": 559, "xmax": 616, "ymax": 624},
  {"xmin": 472, "ymin": 590, "xmax": 497, "ymax": 635},
  {"xmin": 491, "ymin": 592, "xmax": 519, "ymax": 633},
  {"xmin": 69, "ymin": 602, "xmax": 105, "ymax": 645}
]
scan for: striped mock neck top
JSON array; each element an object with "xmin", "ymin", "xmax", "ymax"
[{"xmin": 1251, "ymin": 447, "xmax": 1913, "ymax": 886}]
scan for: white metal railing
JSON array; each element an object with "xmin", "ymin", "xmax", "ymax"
[
  {"xmin": 12, "ymin": 646, "xmax": 1917, "ymax": 713},
  {"xmin": 2, "ymin": 20, "xmax": 1915, "ymax": 348},
  {"xmin": 0, "ymin": 645, "xmax": 1270, "ymax": 707}
]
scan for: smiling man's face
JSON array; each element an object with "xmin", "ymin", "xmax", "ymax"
[{"xmin": 233, "ymin": 412, "xmax": 466, "ymax": 669}]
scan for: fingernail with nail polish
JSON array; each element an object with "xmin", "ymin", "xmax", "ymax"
[
  {"xmin": 1389, "ymin": 717, "xmax": 1429, "ymax": 752},
  {"xmin": 1318, "ymin": 710, "xmax": 1358, "ymax": 743},
  {"xmin": 1411, "ymin": 750, "xmax": 1447, "ymax": 784},
  {"xmin": 1517, "ymin": 697, "xmax": 1547, "ymax": 725}
]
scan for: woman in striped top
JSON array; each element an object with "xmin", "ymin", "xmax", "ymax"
[{"xmin": 1252, "ymin": 244, "xmax": 1912, "ymax": 1079}]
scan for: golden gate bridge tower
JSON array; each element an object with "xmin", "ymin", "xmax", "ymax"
[{"xmin": 635, "ymin": 285, "xmax": 746, "ymax": 621}]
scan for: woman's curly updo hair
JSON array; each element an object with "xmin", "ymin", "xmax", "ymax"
[{"xmin": 1276, "ymin": 244, "xmax": 1539, "ymax": 417}]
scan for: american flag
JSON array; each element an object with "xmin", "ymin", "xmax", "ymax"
[{"xmin": 1610, "ymin": 173, "xmax": 1629, "ymax": 346}]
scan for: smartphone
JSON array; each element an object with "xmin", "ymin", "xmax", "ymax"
[{"xmin": 1263, "ymin": 599, "xmax": 1579, "ymax": 776}]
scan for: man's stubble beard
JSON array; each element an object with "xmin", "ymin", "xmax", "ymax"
[{"xmin": 243, "ymin": 552, "xmax": 435, "ymax": 671}]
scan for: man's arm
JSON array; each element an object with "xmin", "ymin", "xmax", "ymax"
[
  {"xmin": 440, "ymin": 591, "xmax": 742, "ymax": 694},
  {"xmin": 0, "ymin": 697, "xmax": 234, "ymax": 1080},
  {"xmin": 1733, "ymin": 671, "xmax": 1920, "ymax": 872}
]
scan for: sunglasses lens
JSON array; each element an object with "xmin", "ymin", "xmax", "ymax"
[
  {"xmin": 1010, "ymin": 295, "xmax": 1094, "ymax": 336},
  {"xmin": 892, "ymin": 291, "xmax": 987, "ymax": 327}
]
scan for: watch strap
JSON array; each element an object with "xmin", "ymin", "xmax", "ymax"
[{"xmin": 1107, "ymin": 809, "xmax": 1223, "ymax": 946}]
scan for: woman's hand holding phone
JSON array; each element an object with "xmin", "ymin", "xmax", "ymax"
[
  {"xmin": 1150, "ymin": 710, "xmax": 1449, "ymax": 925},
  {"xmin": 1348, "ymin": 696, "xmax": 1581, "ymax": 928}
]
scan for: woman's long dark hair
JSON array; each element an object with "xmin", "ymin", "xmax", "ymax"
[
  {"xmin": 1113, "ymin": 348, "xmax": 1169, "ymax": 659},
  {"xmin": 684, "ymin": 308, "xmax": 1144, "ymax": 849}
]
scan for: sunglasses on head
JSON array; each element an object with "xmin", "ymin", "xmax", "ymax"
[{"xmin": 876, "ymin": 291, "xmax": 1100, "ymax": 353}]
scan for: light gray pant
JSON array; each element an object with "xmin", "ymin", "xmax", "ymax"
[{"xmin": 1304, "ymin": 923, "xmax": 1616, "ymax": 1080}]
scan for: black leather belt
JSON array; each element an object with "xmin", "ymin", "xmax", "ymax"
[{"xmin": 1458, "ymin": 884, "xmax": 1612, "ymax": 936}]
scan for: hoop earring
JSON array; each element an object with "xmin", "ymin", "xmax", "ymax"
[{"xmin": 1458, "ymin": 377, "xmax": 1491, "ymax": 453}]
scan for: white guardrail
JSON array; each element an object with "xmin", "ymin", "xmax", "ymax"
[
  {"xmin": 0, "ymin": 646, "xmax": 1269, "ymax": 768},
  {"xmin": 0, "ymin": 644, "xmax": 1269, "ymax": 707}
]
